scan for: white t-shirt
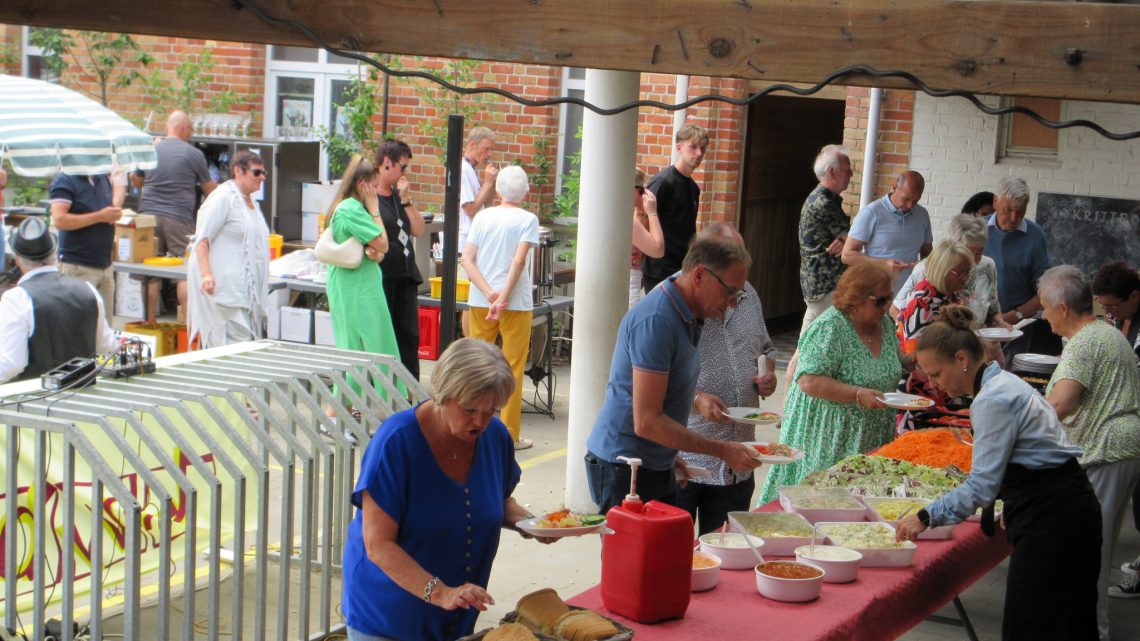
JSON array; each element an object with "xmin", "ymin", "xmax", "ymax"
[
  {"xmin": 466, "ymin": 205, "xmax": 540, "ymax": 311},
  {"xmin": 456, "ymin": 158, "xmax": 482, "ymax": 253}
]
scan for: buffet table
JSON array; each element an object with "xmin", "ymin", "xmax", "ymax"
[{"xmin": 569, "ymin": 502, "xmax": 1012, "ymax": 641}]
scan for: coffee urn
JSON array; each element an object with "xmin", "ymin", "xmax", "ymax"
[{"xmin": 532, "ymin": 226, "xmax": 555, "ymax": 305}]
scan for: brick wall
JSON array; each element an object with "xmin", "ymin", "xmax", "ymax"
[
  {"xmin": 843, "ymin": 88, "xmax": 916, "ymax": 211},
  {"xmin": 909, "ymin": 91, "xmax": 1140, "ymax": 237}
]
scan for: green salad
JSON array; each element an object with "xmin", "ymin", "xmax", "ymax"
[{"xmin": 800, "ymin": 454, "xmax": 964, "ymax": 500}]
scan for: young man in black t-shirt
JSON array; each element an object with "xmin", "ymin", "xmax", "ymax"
[{"xmin": 641, "ymin": 123, "xmax": 709, "ymax": 293}]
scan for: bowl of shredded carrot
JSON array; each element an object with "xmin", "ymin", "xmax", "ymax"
[{"xmin": 873, "ymin": 429, "xmax": 973, "ymax": 472}]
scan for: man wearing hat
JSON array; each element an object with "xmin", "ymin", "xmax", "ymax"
[{"xmin": 0, "ymin": 218, "xmax": 116, "ymax": 384}]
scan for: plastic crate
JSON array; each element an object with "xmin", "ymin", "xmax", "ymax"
[
  {"xmin": 418, "ymin": 306, "xmax": 441, "ymax": 360},
  {"xmin": 428, "ymin": 277, "xmax": 470, "ymax": 301},
  {"xmin": 123, "ymin": 322, "xmax": 186, "ymax": 356}
]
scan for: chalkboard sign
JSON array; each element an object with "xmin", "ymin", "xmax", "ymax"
[{"xmin": 1036, "ymin": 192, "xmax": 1140, "ymax": 277}]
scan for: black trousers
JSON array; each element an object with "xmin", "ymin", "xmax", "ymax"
[
  {"xmin": 675, "ymin": 475, "xmax": 755, "ymax": 535},
  {"xmin": 1000, "ymin": 459, "xmax": 1101, "ymax": 641},
  {"xmin": 584, "ymin": 452, "xmax": 679, "ymax": 516},
  {"xmin": 382, "ymin": 276, "xmax": 420, "ymax": 381}
]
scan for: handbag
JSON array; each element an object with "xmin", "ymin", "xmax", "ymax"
[{"xmin": 314, "ymin": 226, "xmax": 364, "ymax": 269}]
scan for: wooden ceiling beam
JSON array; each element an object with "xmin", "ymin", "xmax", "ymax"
[{"xmin": 5, "ymin": 0, "xmax": 1140, "ymax": 103}]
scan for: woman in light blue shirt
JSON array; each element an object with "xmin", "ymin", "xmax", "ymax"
[{"xmin": 896, "ymin": 305, "xmax": 1101, "ymax": 641}]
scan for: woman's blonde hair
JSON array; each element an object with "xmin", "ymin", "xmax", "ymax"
[
  {"xmin": 924, "ymin": 240, "xmax": 975, "ymax": 294},
  {"xmin": 432, "ymin": 338, "xmax": 516, "ymax": 409},
  {"xmin": 325, "ymin": 154, "xmax": 379, "ymax": 224}
]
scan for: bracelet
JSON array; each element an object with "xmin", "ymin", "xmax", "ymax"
[
  {"xmin": 423, "ymin": 576, "xmax": 442, "ymax": 603},
  {"xmin": 401, "ymin": 201, "xmax": 413, "ymax": 207}
]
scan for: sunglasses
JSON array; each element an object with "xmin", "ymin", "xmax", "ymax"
[
  {"xmin": 707, "ymin": 269, "xmax": 746, "ymax": 303},
  {"xmin": 868, "ymin": 294, "xmax": 892, "ymax": 307},
  {"xmin": 397, "ymin": 162, "xmax": 409, "ymax": 172},
  {"xmin": 249, "ymin": 168, "xmax": 266, "ymax": 177}
]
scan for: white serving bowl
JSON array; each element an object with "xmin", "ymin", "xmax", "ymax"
[
  {"xmin": 698, "ymin": 532, "xmax": 765, "ymax": 570},
  {"xmin": 794, "ymin": 545, "xmax": 862, "ymax": 583},
  {"xmin": 691, "ymin": 551, "xmax": 722, "ymax": 591},
  {"xmin": 754, "ymin": 560, "xmax": 825, "ymax": 602}
]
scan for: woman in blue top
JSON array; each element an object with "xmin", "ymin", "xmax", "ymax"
[
  {"xmin": 341, "ymin": 339, "xmax": 551, "ymax": 641},
  {"xmin": 896, "ymin": 305, "xmax": 1101, "ymax": 641}
]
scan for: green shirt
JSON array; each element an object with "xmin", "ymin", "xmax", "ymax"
[{"xmin": 1047, "ymin": 320, "xmax": 1140, "ymax": 466}]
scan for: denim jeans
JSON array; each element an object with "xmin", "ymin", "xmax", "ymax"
[{"xmin": 584, "ymin": 451, "xmax": 678, "ymax": 515}]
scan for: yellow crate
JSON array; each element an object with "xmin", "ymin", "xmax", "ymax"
[
  {"xmin": 428, "ymin": 277, "xmax": 470, "ymax": 301},
  {"xmin": 123, "ymin": 322, "xmax": 187, "ymax": 356}
]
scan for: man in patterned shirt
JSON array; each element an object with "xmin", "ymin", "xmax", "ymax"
[{"xmin": 678, "ymin": 223, "xmax": 778, "ymax": 534}]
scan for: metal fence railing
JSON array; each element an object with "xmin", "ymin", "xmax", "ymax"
[{"xmin": 0, "ymin": 341, "xmax": 427, "ymax": 640}]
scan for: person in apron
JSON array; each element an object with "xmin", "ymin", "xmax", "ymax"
[{"xmin": 896, "ymin": 304, "xmax": 1102, "ymax": 641}]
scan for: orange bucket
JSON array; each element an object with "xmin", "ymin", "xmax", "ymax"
[{"xmin": 269, "ymin": 234, "xmax": 283, "ymax": 259}]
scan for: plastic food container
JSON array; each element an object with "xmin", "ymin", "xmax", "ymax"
[
  {"xmin": 727, "ymin": 511, "xmax": 815, "ymax": 556},
  {"xmin": 779, "ymin": 487, "xmax": 867, "ymax": 524},
  {"xmin": 429, "ymin": 276, "xmax": 471, "ymax": 301},
  {"xmin": 698, "ymin": 532, "xmax": 765, "ymax": 570},
  {"xmin": 691, "ymin": 551, "xmax": 722, "ymax": 591},
  {"xmin": 862, "ymin": 497, "xmax": 954, "ymax": 540},
  {"xmin": 815, "ymin": 522, "xmax": 917, "ymax": 568},
  {"xmin": 754, "ymin": 561, "xmax": 825, "ymax": 602},
  {"xmin": 794, "ymin": 545, "xmax": 862, "ymax": 583}
]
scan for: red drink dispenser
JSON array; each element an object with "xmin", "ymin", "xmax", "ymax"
[{"xmin": 600, "ymin": 457, "xmax": 692, "ymax": 623}]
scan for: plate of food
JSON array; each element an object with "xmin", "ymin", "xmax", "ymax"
[
  {"xmin": 723, "ymin": 407, "xmax": 781, "ymax": 425},
  {"xmin": 742, "ymin": 442, "xmax": 805, "ymax": 464},
  {"xmin": 516, "ymin": 510, "xmax": 606, "ymax": 538},
  {"xmin": 881, "ymin": 392, "xmax": 935, "ymax": 411},
  {"xmin": 976, "ymin": 328, "xmax": 1024, "ymax": 342}
]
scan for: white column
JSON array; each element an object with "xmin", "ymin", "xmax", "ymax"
[{"xmin": 564, "ymin": 69, "xmax": 640, "ymax": 512}]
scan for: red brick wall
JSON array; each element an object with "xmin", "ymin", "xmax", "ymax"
[{"xmin": 842, "ymin": 87, "xmax": 916, "ymax": 210}]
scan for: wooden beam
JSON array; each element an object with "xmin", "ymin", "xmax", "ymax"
[{"xmin": 6, "ymin": 0, "xmax": 1140, "ymax": 103}]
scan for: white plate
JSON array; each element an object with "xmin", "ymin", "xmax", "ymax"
[
  {"xmin": 742, "ymin": 442, "xmax": 805, "ymax": 464},
  {"xmin": 1017, "ymin": 353, "xmax": 1060, "ymax": 366},
  {"xmin": 723, "ymin": 407, "xmax": 782, "ymax": 425},
  {"xmin": 976, "ymin": 328, "xmax": 1024, "ymax": 342},
  {"xmin": 881, "ymin": 392, "xmax": 935, "ymax": 411},
  {"xmin": 515, "ymin": 517, "xmax": 605, "ymax": 538}
]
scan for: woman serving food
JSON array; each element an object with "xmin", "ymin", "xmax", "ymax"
[
  {"xmin": 896, "ymin": 306, "xmax": 1101, "ymax": 641},
  {"xmin": 341, "ymin": 339, "xmax": 555, "ymax": 641}
]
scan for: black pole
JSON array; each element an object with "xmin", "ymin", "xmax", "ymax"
[
  {"xmin": 381, "ymin": 72, "xmax": 390, "ymax": 135},
  {"xmin": 439, "ymin": 114, "xmax": 464, "ymax": 351}
]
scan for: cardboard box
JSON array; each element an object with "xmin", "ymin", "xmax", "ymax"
[
  {"xmin": 301, "ymin": 211, "xmax": 321, "ymax": 243},
  {"xmin": 113, "ymin": 271, "xmax": 145, "ymax": 320},
  {"xmin": 314, "ymin": 310, "xmax": 335, "ymax": 346},
  {"xmin": 266, "ymin": 307, "xmax": 281, "ymax": 340},
  {"xmin": 301, "ymin": 181, "xmax": 340, "ymax": 216},
  {"xmin": 279, "ymin": 306, "xmax": 312, "ymax": 343},
  {"xmin": 115, "ymin": 214, "xmax": 157, "ymax": 263}
]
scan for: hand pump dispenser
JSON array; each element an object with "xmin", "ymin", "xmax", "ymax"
[{"xmin": 599, "ymin": 456, "xmax": 692, "ymax": 623}]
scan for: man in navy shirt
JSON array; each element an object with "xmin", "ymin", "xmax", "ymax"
[
  {"xmin": 586, "ymin": 234, "xmax": 763, "ymax": 514},
  {"xmin": 50, "ymin": 170, "xmax": 124, "ymax": 323}
]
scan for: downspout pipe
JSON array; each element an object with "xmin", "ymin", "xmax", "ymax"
[
  {"xmin": 670, "ymin": 76, "xmax": 690, "ymax": 165},
  {"xmin": 860, "ymin": 88, "xmax": 884, "ymax": 209}
]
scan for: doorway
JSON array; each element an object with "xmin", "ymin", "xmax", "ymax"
[{"xmin": 738, "ymin": 95, "xmax": 845, "ymax": 331}]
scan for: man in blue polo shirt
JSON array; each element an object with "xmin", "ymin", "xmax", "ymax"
[
  {"xmin": 585, "ymin": 235, "xmax": 763, "ymax": 514},
  {"xmin": 49, "ymin": 170, "xmax": 124, "ymax": 323},
  {"xmin": 842, "ymin": 170, "xmax": 933, "ymax": 294},
  {"xmin": 984, "ymin": 176, "xmax": 1051, "ymax": 360}
]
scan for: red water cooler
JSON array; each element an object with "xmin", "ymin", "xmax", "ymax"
[{"xmin": 600, "ymin": 457, "xmax": 692, "ymax": 623}]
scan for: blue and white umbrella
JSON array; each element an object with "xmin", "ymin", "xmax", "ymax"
[{"xmin": 0, "ymin": 74, "xmax": 157, "ymax": 177}]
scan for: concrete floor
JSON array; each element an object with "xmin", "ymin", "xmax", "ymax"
[{"xmin": 477, "ymin": 361, "xmax": 1140, "ymax": 641}]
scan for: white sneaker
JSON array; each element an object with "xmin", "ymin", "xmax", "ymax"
[
  {"xmin": 1109, "ymin": 573, "xmax": 1140, "ymax": 599},
  {"xmin": 1121, "ymin": 555, "xmax": 1140, "ymax": 574}
]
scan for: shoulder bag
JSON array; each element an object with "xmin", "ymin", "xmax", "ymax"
[{"xmin": 314, "ymin": 226, "xmax": 364, "ymax": 269}]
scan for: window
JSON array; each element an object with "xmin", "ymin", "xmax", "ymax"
[
  {"xmin": 21, "ymin": 27, "xmax": 57, "ymax": 82},
  {"xmin": 555, "ymin": 68, "xmax": 586, "ymax": 193},
  {"xmin": 263, "ymin": 45, "xmax": 371, "ymax": 180},
  {"xmin": 998, "ymin": 96, "xmax": 1062, "ymax": 161}
]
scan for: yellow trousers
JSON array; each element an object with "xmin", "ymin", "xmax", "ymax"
[{"xmin": 468, "ymin": 308, "xmax": 532, "ymax": 441}]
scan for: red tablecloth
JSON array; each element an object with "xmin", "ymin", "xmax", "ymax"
[{"xmin": 568, "ymin": 502, "xmax": 1012, "ymax": 641}]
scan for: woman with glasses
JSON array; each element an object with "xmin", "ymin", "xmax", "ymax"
[
  {"xmin": 758, "ymin": 262, "xmax": 899, "ymax": 502},
  {"xmin": 187, "ymin": 150, "xmax": 270, "ymax": 348},
  {"xmin": 1092, "ymin": 261, "xmax": 1140, "ymax": 367}
]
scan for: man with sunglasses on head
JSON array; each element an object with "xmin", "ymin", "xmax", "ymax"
[
  {"xmin": 640, "ymin": 122, "xmax": 709, "ymax": 293},
  {"xmin": 585, "ymin": 234, "xmax": 763, "ymax": 515}
]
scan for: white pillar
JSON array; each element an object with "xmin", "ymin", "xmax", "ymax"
[{"xmin": 564, "ymin": 69, "xmax": 640, "ymax": 512}]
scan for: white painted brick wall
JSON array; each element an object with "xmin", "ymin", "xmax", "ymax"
[{"xmin": 909, "ymin": 93, "xmax": 1140, "ymax": 233}]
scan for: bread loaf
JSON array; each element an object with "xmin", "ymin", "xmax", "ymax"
[
  {"xmin": 484, "ymin": 622, "xmax": 539, "ymax": 641},
  {"xmin": 553, "ymin": 609, "xmax": 619, "ymax": 641},
  {"xmin": 515, "ymin": 588, "xmax": 569, "ymax": 635}
]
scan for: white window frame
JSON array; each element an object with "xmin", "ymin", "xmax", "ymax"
[
  {"xmin": 996, "ymin": 96, "xmax": 1065, "ymax": 164},
  {"xmin": 21, "ymin": 26, "xmax": 58, "ymax": 82},
  {"xmin": 554, "ymin": 67, "xmax": 587, "ymax": 194}
]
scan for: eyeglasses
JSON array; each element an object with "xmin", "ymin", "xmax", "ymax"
[
  {"xmin": 249, "ymin": 168, "xmax": 266, "ymax": 177},
  {"xmin": 949, "ymin": 268, "xmax": 971, "ymax": 280},
  {"xmin": 707, "ymin": 269, "xmax": 745, "ymax": 303},
  {"xmin": 1098, "ymin": 298, "xmax": 1122, "ymax": 313},
  {"xmin": 867, "ymin": 294, "xmax": 892, "ymax": 307}
]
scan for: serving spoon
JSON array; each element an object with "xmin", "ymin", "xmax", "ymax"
[{"xmin": 728, "ymin": 514, "xmax": 766, "ymax": 566}]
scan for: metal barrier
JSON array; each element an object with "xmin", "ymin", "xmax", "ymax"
[{"xmin": 0, "ymin": 341, "xmax": 427, "ymax": 640}]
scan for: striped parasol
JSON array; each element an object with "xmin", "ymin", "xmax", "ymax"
[{"xmin": 0, "ymin": 73, "xmax": 157, "ymax": 177}]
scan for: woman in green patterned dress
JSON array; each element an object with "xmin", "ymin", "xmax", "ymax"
[{"xmin": 759, "ymin": 262, "xmax": 902, "ymax": 503}]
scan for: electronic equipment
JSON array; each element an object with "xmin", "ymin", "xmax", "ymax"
[{"xmin": 40, "ymin": 357, "xmax": 97, "ymax": 390}]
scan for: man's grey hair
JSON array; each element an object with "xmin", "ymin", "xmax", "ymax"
[
  {"xmin": 14, "ymin": 254, "xmax": 56, "ymax": 271},
  {"xmin": 681, "ymin": 234, "xmax": 751, "ymax": 274},
  {"xmin": 813, "ymin": 145, "xmax": 849, "ymax": 181},
  {"xmin": 1038, "ymin": 265, "xmax": 1093, "ymax": 315},
  {"xmin": 465, "ymin": 126, "xmax": 495, "ymax": 147},
  {"xmin": 495, "ymin": 165, "xmax": 529, "ymax": 203},
  {"xmin": 947, "ymin": 214, "xmax": 988, "ymax": 248},
  {"xmin": 996, "ymin": 176, "xmax": 1030, "ymax": 207}
]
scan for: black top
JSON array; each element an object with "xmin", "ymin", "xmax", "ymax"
[
  {"xmin": 377, "ymin": 191, "xmax": 423, "ymax": 284},
  {"xmin": 19, "ymin": 270, "xmax": 99, "ymax": 381},
  {"xmin": 641, "ymin": 165, "xmax": 700, "ymax": 281},
  {"xmin": 50, "ymin": 173, "xmax": 116, "ymax": 269}
]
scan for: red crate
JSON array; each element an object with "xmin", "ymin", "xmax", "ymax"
[{"xmin": 417, "ymin": 306, "xmax": 441, "ymax": 360}]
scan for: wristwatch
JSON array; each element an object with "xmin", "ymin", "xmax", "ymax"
[
  {"xmin": 917, "ymin": 508, "xmax": 931, "ymax": 528},
  {"xmin": 401, "ymin": 200, "xmax": 414, "ymax": 207},
  {"xmin": 1013, "ymin": 309, "xmax": 1024, "ymax": 321}
]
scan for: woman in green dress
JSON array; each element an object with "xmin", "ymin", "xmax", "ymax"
[
  {"xmin": 325, "ymin": 155, "xmax": 401, "ymax": 410},
  {"xmin": 759, "ymin": 262, "xmax": 902, "ymax": 503}
]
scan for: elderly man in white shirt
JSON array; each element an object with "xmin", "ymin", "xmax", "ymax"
[{"xmin": 0, "ymin": 218, "xmax": 116, "ymax": 384}]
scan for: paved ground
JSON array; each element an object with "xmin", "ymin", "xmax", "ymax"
[{"xmin": 477, "ymin": 360, "xmax": 1140, "ymax": 640}]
